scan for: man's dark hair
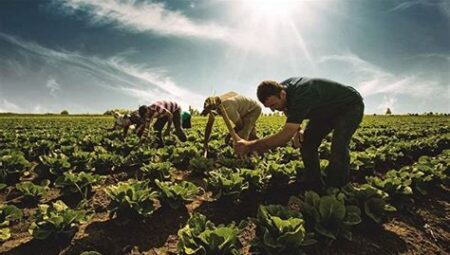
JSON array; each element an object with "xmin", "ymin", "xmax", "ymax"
[
  {"xmin": 138, "ymin": 105, "xmax": 147, "ymax": 119},
  {"xmin": 257, "ymin": 80, "xmax": 284, "ymax": 103}
]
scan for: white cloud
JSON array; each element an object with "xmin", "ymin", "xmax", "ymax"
[
  {"xmin": 388, "ymin": 0, "xmax": 450, "ymax": 18},
  {"xmin": 46, "ymin": 78, "xmax": 61, "ymax": 96},
  {"xmin": 318, "ymin": 53, "xmax": 446, "ymax": 98},
  {"xmin": 49, "ymin": 0, "xmax": 320, "ymax": 56},
  {"xmin": 318, "ymin": 52, "xmax": 449, "ymax": 113},
  {"xmin": 377, "ymin": 95, "xmax": 397, "ymax": 112},
  {"xmin": 0, "ymin": 32, "xmax": 205, "ymax": 112},
  {"xmin": 52, "ymin": 0, "xmax": 229, "ymax": 39},
  {"xmin": 0, "ymin": 98, "xmax": 21, "ymax": 113}
]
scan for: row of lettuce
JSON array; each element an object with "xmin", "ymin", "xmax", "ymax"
[
  {"xmin": 1, "ymin": 115, "xmax": 449, "ymax": 253},
  {"xmin": 1, "ymin": 149, "xmax": 448, "ymax": 253}
]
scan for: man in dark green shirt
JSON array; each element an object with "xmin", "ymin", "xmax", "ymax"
[{"xmin": 234, "ymin": 77, "xmax": 364, "ymax": 192}]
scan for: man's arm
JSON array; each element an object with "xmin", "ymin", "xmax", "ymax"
[
  {"xmin": 235, "ymin": 122, "xmax": 300, "ymax": 155},
  {"xmin": 123, "ymin": 126, "xmax": 129, "ymax": 137},
  {"xmin": 140, "ymin": 116, "xmax": 154, "ymax": 139},
  {"xmin": 161, "ymin": 109, "xmax": 173, "ymax": 134},
  {"xmin": 204, "ymin": 113, "xmax": 215, "ymax": 149}
]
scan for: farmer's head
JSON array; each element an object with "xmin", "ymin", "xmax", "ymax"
[
  {"xmin": 114, "ymin": 112, "xmax": 132, "ymax": 128},
  {"xmin": 257, "ymin": 80, "xmax": 287, "ymax": 112},
  {"xmin": 200, "ymin": 96, "xmax": 221, "ymax": 116}
]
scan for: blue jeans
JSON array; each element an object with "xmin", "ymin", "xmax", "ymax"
[{"xmin": 301, "ymin": 101, "xmax": 364, "ymax": 189}]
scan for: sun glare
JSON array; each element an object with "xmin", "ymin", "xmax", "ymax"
[{"xmin": 240, "ymin": 0, "xmax": 299, "ymax": 18}]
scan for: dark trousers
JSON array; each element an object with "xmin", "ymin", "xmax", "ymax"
[
  {"xmin": 153, "ymin": 109, "xmax": 187, "ymax": 146},
  {"xmin": 301, "ymin": 102, "xmax": 364, "ymax": 190},
  {"xmin": 182, "ymin": 115, "xmax": 191, "ymax": 129}
]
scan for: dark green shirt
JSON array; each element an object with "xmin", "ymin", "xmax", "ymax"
[
  {"xmin": 282, "ymin": 77, "xmax": 363, "ymax": 124},
  {"xmin": 181, "ymin": 111, "xmax": 191, "ymax": 122}
]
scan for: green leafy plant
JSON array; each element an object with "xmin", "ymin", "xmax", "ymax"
[
  {"xmin": 140, "ymin": 162, "xmax": 173, "ymax": 181},
  {"xmin": 169, "ymin": 145, "xmax": 200, "ymax": 168},
  {"xmin": 253, "ymin": 204, "xmax": 314, "ymax": 255},
  {"xmin": 105, "ymin": 179, "xmax": 159, "ymax": 221},
  {"xmin": 55, "ymin": 171, "xmax": 103, "ymax": 198},
  {"xmin": 177, "ymin": 213, "xmax": 242, "ymax": 255},
  {"xmin": 155, "ymin": 180, "xmax": 199, "ymax": 209},
  {"xmin": 366, "ymin": 170, "xmax": 414, "ymax": 206},
  {"xmin": 340, "ymin": 184, "xmax": 396, "ymax": 224},
  {"xmin": 0, "ymin": 205, "xmax": 22, "ymax": 242},
  {"xmin": 39, "ymin": 152, "xmax": 72, "ymax": 177},
  {"xmin": 0, "ymin": 150, "xmax": 31, "ymax": 184},
  {"xmin": 88, "ymin": 148, "xmax": 122, "ymax": 174},
  {"xmin": 29, "ymin": 200, "xmax": 87, "ymax": 240},
  {"xmin": 189, "ymin": 156, "xmax": 214, "ymax": 176},
  {"xmin": 16, "ymin": 180, "xmax": 50, "ymax": 202},
  {"xmin": 206, "ymin": 168, "xmax": 249, "ymax": 201},
  {"xmin": 290, "ymin": 191, "xmax": 361, "ymax": 243}
]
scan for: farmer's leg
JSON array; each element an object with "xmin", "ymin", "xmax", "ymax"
[
  {"xmin": 237, "ymin": 107, "xmax": 261, "ymax": 140},
  {"xmin": 173, "ymin": 110, "xmax": 187, "ymax": 142},
  {"xmin": 326, "ymin": 102, "xmax": 364, "ymax": 188},
  {"xmin": 248, "ymin": 126, "xmax": 258, "ymax": 140},
  {"xmin": 301, "ymin": 118, "xmax": 333, "ymax": 191},
  {"xmin": 153, "ymin": 116, "xmax": 168, "ymax": 146}
]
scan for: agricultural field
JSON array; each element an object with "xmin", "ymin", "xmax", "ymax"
[{"xmin": 0, "ymin": 115, "xmax": 449, "ymax": 255}]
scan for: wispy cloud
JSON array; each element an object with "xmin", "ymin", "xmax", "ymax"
[
  {"xmin": 46, "ymin": 78, "xmax": 61, "ymax": 96},
  {"xmin": 0, "ymin": 32, "xmax": 204, "ymax": 111},
  {"xmin": 388, "ymin": 0, "xmax": 450, "ymax": 17},
  {"xmin": 51, "ymin": 0, "xmax": 229, "ymax": 39},
  {"xmin": 318, "ymin": 52, "xmax": 449, "ymax": 112},
  {"xmin": 48, "ymin": 0, "xmax": 305, "ymax": 55}
]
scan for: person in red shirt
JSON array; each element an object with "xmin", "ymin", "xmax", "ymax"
[{"xmin": 137, "ymin": 101, "xmax": 187, "ymax": 147}]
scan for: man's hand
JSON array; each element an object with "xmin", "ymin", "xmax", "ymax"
[
  {"xmin": 292, "ymin": 129, "xmax": 304, "ymax": 148},
  {"xmin": 234, "ymin": 139, "xmax": 254, "ymax": 158}
]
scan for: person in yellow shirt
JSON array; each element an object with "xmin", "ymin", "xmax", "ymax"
[{"xmin": 201, "ymin": 92, "xmax": 261, "ymax": 153}]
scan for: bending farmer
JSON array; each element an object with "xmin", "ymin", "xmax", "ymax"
[
  {"xmin": 138, "ymin": 101, "xmax": 187, "ymax": 147},
  {"xmin": 234, "ymin": 77, "xmax": 364, "ymax": 192},
  {"xmin": 201, "ymin": 92, "xmax": 261, "ymax": 152}
]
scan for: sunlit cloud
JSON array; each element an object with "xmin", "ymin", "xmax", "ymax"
[
  {"xmin": 49, "ymin": 0, "xmax": 326, "ymax": 57},
  {"xmin": 51, "ymin": 0, "xmax": 229, "ymax": 39},
  {"xmin": 0, "ymin": 32, "xmax": 204, "ymax": 111}
]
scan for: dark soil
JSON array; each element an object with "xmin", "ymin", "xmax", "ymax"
[{"xmin": 1, "ymin": 182, "xmax": 449, "ymax": 255}]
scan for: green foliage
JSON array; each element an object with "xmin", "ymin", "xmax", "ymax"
[
  {"xmin": 290, "ymin": 191, "xmax": 361, "ymax": 242},
  {"xmin": 189, "ymin": 156, "xmax": 214, "ymax": 175},
  {"xmin": 168, "ymin": 145, "xmax": 200, "ymax": 168},
  {"xmin": 253, "ymin": 204, "xmax": 314, "ymax": 255},
  {"xmin": 238, "ymin": 168, "xmax": 268, "ymax": 192},
  {"xmin": 29, "ymin": 200, "xmax": 87, "ymax": 240},
  {"xmin": 16, "ymin": 180, "xmax": 50, "ymax": 201},
  {"xmin": 335, "ymin": 184, "xmax": 397, "ymax": 224},
  {"xmin": 0, "ymin": 204, "xmax": 22, "ymax": 241},
  {"xmin": 88, "ymin": 146, "xmax": 123, "ymax": 173},
  {"xmin": 155, "ymin": 180, "xmax": 199, "ymax": 209},
  {"xmin": 39, "ymin": 152, "xmax": 72, "ymax": 176},
  {"xmin": 106, "ymin": 179, "xmax": 159, "ymax": 220},
  {"xmin": 206, "ymin": 168, "xmax": 249, "ymax": 201},
  {"xmin": 55, "ymin": 171, "xmax": 103, "ymax": 197},
  {"xmin": 140, "ymin": 162, "xmax": 173, "ymax": 181},
  {"xmin": 0, "ymin": 150, "xmax": 31, "ymax": 184},
  {"xmin": 261, "ymin": 160, "xmax": 299, "ymax": 184},
  {"xmin": 177, "ymin": 213, "xmax": 242, "ymax": 255}
]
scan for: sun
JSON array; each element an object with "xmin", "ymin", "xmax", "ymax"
[{"xmin": 240, "ymin": 0, "xmax": 299, "ymax": 18}]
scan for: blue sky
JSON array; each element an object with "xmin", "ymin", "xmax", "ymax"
[{"xmin": 0, "ymin": 0, "xmax": 448, "ymax": 114}]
